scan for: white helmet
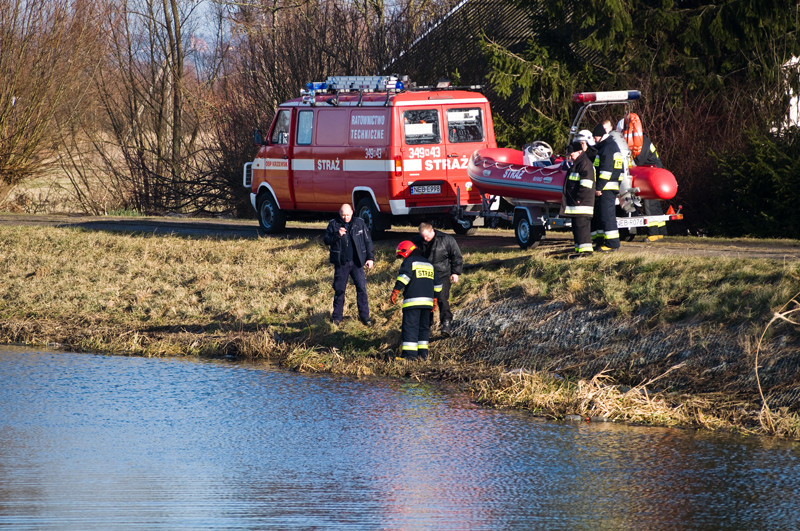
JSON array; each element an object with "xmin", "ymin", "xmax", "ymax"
[
  {"xmin": 575, "ymin": 129, "xmax": 595, "ymax": 146},
  {"xmin": 616, "ymin": 118, "xmax": 625, "ymax": 132}
]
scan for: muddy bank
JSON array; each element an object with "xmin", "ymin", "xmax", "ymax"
[{"xmin": 442, "ymin": 297, "xmax": 800, "ymax": 411}]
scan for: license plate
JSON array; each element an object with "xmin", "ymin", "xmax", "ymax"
[
  {"xmin": 410, "ymin": 184, "xmax": 441, "ymax": 195},
  {"xmin": 616, "ymin": 217, "xmax": 646, "ymax": 228}
]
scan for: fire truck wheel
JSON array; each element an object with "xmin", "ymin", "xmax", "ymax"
[
  {"xmin": 514, "ymin": 215, "xmax": 544, "ymax": 249},
  {"xmin": 257, "ymin": 192, "xmax": 286, "ymax": 235},
  {"xmin": 356, "ymin": 198, "xmax": 388, "ymax": 236}
]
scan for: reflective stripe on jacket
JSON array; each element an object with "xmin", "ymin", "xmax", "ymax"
[
  {"xmin": 393, "ymin": 253, "xmax": 442, "ymax": 309},
  {"xmin": 562, "ymin": 151, "xmax": 595, "ymax": 217},
  {"xmin": 593, "ymin": 137, "xmax": 623, "ymax": 192}
]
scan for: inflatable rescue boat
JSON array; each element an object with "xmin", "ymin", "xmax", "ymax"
[{"xmin": 467, "ymin": 147, "xmax": 678, "ymax": 204}]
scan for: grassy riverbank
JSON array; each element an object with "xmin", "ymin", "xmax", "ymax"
[{"xmin": 1, "ymin": 223, "xmax": 799, "ymax": 438}]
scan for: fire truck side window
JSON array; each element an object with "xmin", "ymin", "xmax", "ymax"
[
  {"xmin": 446, "ymin": 108, "xmax": 484, "ymax": 143},
  {"xmin": 403, "ymin": 109, "xmax": 440, "ymax": 145},
  {"xmin": 270, "ymin": 110, "xmax": 291, "ymax": 145},
  {"xmin": 296, "ymin": 110, "xmax": 313, "ymax": 145}
]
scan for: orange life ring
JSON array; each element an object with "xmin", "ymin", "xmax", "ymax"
[{"xmin": 624, "ymin": 113, "xmax": 643, "ymax": 158}]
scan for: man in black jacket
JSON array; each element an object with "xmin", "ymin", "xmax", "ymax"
[
  {"xmin": 322, "ymin": 204, "xmax": 375, "ymax": 326},
  {"xmin": 413, "ymin": 222, "xmax": 463, "ymax": 333}
]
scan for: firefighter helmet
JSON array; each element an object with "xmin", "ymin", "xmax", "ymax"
[{"xmin": 396, "ymin": 240, "xmax": 416, "ymax": 258}]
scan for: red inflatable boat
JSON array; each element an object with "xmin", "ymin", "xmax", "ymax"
[{"xmin": 466, "ymin": 148, "xmax": 678, "ymax": 203}]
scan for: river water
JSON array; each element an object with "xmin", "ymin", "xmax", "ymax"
[{"xmin": 1, "ymin": 346, "xmax": 798, "ymax": 530}]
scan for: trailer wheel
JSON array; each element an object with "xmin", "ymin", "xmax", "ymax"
[
  {"xmin": 620, "ymin": 228, "xmax": 636, "ymax": 242},
  {"xmin": 356, "ymin": 197, "xmax": 388, "ymax": 236},
  {"xmin": 257, "ymin": 191, "xmax": 286, "ymax": 235},
  {"xmin": 451, "ymin": 218, "xmax": 478, "ymax": 236},
  {"xmin": 514, "ymin": 215, "xmax": 544, "ymax": 249}
]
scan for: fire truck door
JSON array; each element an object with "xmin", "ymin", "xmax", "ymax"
[
  {"xmin": 401, "ymin": 107, "xmax": 447, "ymax": 191},
  {"xmin": 444, "ymin": 107, "xmax": 486, "ymax": 200},
  {"xmin": 291, "ymin": 109, "xmax": 315, "ymax": 208},
  {"xmin": 263, "ymin": 108, "xmax": 294, "ymax": 208}
]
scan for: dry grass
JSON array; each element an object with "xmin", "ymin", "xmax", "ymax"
[
  {"xmin": 475, "ymin": 368, "xmax": 750, "ymax": 433},
  {"xmin": 1, "ymin": 223, "xmax": 799, "ymax": 438},
  {"xmin": 754, "ymin": 291, "xmax": 800, "ymax": 439}
]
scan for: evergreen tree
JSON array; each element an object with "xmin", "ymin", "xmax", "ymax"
[{"xmin": 486, "ymin": 0, "xmax": 800, "ymax": 233}]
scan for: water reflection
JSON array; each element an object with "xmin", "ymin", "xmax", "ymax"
[{"xmin": 0, "ymin": 346, "xmax": 798, "ymax": 529}]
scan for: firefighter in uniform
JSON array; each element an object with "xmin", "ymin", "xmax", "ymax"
[
  {"xmin": 635, "ymin": 134, "xmax": 668, "ymax": 241},
  {"xmin": 389, "ymin": 241, "xmax": 442, "ymax": 360},
  {"xmin": 563, "ymin": 141, "xmax": 596, "ymax": 257},
  {"xmin": 591, "ymin": 122, "xmax": 623, "ymax": 251}
]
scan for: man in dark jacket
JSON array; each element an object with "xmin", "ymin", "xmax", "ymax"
[
  {"xmin": 591, "ymin": 122, "xmax": 623, "ymax": 251},
  {"xmin": 322, "ymin": 203, "xmax": 375, "ymax": 326},
  {"xmin": 413, "ymin": 222, "xmax": 463, "ymax": 333},
  {"xmin": 562, "ymin": 141, "xmax": 596, "ymax": 257},
  {"xmin": 390, "ymin": 241, "xmax": 442, "ymax": 360},
  {"xmin": 634, "ymin": 134, "xmax": 668, "ymax": 241}
]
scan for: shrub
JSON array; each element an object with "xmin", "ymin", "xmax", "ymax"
[{"xmin": 705, "ymin": 129, "xmax": 800, "ymax": 238}]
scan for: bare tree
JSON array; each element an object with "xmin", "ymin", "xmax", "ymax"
[
  {"xmin": 70, "ymin": 0, "xmax": 230, "ymax": 214},
  {"xmin": 55, "ymin": 0, "xmax": 457, "ymax": 216},
  {"xmin": 0, "ymin": 0, "xmax": 104, "ymax": 207},
  {"xmin": 205, "ymin": 0, "xmax": 456, "ymax": 217}
]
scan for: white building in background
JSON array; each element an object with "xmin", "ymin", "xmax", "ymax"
[{"xmin": 783, "ymin": 56, "xmax": 800, "ymax": 130}]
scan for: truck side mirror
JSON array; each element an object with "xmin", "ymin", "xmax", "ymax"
[{"xmin": 254, "ymin": 129, "xmax": 265, "ymax": 145}]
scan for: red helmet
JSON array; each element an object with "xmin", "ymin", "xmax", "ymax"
[{"xmin": 396, "ymin": 240, "xmax": 416, "ymax": 258}]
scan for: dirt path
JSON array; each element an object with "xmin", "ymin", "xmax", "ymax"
[{"xmin": 1, "ymin": 212, "xmax": 798, "ymax": 260}]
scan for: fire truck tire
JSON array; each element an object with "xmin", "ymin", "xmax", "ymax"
[
  {"xmin": 257, "ymin": 191, "xmax": 286, "ymax": 235},
  {"xmin": 514, "ymin": 215, "xmax": 544, "ymax": 249},
  {"xmin": 451, "ymin": 218, "xmax": 478, "ymax": 236},
  {"xmin": 356, "ymin": 198, "xmax": 389, "ymax": 236}
]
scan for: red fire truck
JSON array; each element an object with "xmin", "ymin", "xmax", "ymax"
[{"xmin": 243, "ymin": 75, "xmax": 497, "ymax": 234}]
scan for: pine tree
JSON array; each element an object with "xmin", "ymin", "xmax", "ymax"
[{"xmin": 485, "ymin": 0, "xmax": 800, "ymax": 233}]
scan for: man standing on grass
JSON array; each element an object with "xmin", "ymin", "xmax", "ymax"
[
  {"xmin": 322, "ymin": 203, "xmax": 374, "ymax": 326},
  {"xmin": 413, "ymin": 222, "xmax": 463, "ymax": 334}
]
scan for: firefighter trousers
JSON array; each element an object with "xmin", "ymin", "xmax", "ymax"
[
  {"xmin": 643, "ymin": 199, "xmax": 667, "ymax": 236},
  {"xmin": 571, "ymin": 216, "xmax": 593, "ymax": 253},
  {"xmin": 591, "ymin": 190, "xmax": 620, "ymax": 249},
  {"xmin": 401, "ymin": 307, "xmax": 431, "ymax": 359}
]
